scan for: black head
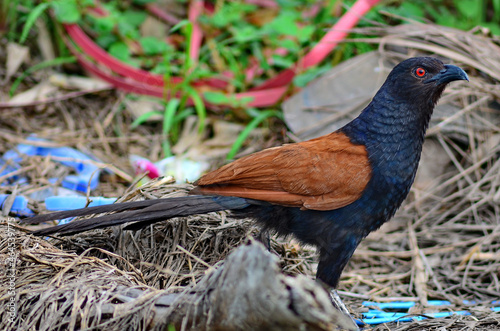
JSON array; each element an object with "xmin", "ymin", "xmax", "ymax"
[{"xmin": 380, "ymin": 57, "xmax": 468, "ymax": 107}]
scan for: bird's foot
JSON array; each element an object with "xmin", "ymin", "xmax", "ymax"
[{"xmin": 329, "ymin": 289, "xmax": 360, "ymax": 331}]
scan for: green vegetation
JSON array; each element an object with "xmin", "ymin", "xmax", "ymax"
[
  {"xmin": 380, "ymin": 0, "xmax": 500, "ymax": 35},
  {"xmin": 130, "ymin": 21, "xmax": 208, "ymax": 157},
  {"xmin": 5, "ymin": 0, "xmax": 500, "ymax": 158}
]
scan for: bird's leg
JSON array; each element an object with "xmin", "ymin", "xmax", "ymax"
[
  {"xmin": 329, "ymin": 289, "xmax": 351, "ymax": 317},
  {"xmin": 328, "ymin": 289, "xmax": 360, "ymax": 330},
  {"xmin": 316, "ymin": 241, "xmax": 362, "ymax": 329}
]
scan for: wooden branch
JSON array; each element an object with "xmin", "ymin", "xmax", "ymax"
[{"xmin": 151, "ymin": 240, "xmax": 356, "ymax": 330}]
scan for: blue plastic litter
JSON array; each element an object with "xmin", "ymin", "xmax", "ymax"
[
  {"xmin": 43, "ymin": 196, "xmax": 117, "ymax": 225},
  {"xmin": 45, "ymin": 196, "xmax": 116, "ymax": 211},
  {"xmin": 359, "ymin": 300, "xmax": 500, "ymax": 326},
  {"xmin": 0, "ymin": 136, "xmax": 110, "ymax": 218},
  {"xmin": 0, "ymin": 159, "xmax": 21, "ymax": 186},
  {"xmin": 2, "ymin": 136, "xmax": 101, "ymax": 192},
  {"xmin": 0, "ymin": 194, "xmax": 33, "ymax": 216},
  {"xmin": 362, "ymin": 300, "xmax": 453, "ymax": 310},
  {"xmin": 361, "ymin": 311, "xmax": 470, "ymax": 325}
]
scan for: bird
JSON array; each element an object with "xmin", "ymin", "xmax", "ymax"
[{"xmin": 22, "ymin": 57, "xmax": 467, "ymax": 317}]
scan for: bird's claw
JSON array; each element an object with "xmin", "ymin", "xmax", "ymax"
[{"xmin": 329, "ymin": 289, "xmax": 360, "ymax": 331}]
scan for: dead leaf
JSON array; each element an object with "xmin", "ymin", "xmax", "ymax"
[
  {"xmin": 49, "ymin": 73, "xmax": 112, "ymax": 90},
  {"xmin": 6, "ymin": 42, "xmax": 30, "ymax": 80},
  {"xmin": 124, "ymin": 96, "xmax": 164, "ymax": 121},
  {"xmin": 36, "ymin": 19, "xmax": 55, "ymax": 61},
  {"xmin": 9, "ymin": 81, "xmax": 58, "ymax": 105}
]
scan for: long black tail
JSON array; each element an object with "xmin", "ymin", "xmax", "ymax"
[{"xmin": 22, "ymin": 196, "xmax": 250, "ymax": 236}]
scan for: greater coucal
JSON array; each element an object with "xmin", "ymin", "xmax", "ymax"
[{"xmin": 23, "ymin": 57, "xmax": 468, "ymax": 300}]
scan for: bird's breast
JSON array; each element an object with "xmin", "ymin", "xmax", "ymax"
[{"xmin": 362, "ymin": 133, "xmax": 423, "ymax": 222}]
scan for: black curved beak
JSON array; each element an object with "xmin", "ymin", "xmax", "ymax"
[{"xmin": 424, "ymin": 64, "xmax": 469, "ymax": 85}]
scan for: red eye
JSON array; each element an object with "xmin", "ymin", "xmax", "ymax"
[{"xmin": 415, "ymin": 67, "xmax": 426, "ymax": 77}]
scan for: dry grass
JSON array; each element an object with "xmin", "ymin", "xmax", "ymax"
[
  {"xmin": 0, "ymin": 223, "xmax": 159, "ymax": 330},
  {"xmin": 0, "ymin": 22, "xmax": 499, "ymax": 330}
]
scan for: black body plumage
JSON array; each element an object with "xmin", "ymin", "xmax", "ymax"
[{"xmin": 23, "ymin": 57, "xmax": 468, "ymax": 289}]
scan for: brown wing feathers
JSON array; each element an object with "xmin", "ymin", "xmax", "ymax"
[{"xmin": 192, "ymin": 132, "xmax": 372, "ymax": 211}]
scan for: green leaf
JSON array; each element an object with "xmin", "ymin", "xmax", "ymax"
[
  {"xmin": 278, "ymin": 38, "xmax": 299, "ymax": 52},
  {"xmin": 187, "ymin": 88, "xmax": 206, "ymax": 133},
  {"xmin": 252, "ymin": 41, "xmax": 269, "ymax": 71},
  {"xmin": 93, "ymin": 16, "xmax": 115, "ymax": 34},
  {"xmin": 182, "ymin": 22, "xmax": 193, "ymax": 72},
  {"xmin": 271, "ymin": 54, "xmax": 294, "ymax": 68},
  {"xmin": 425, "ymin": 6, "xmax": 449, "ymax": 23},
  {"xmin": 453, "ymin": 0, "xmax": 483, "ymax": 22},
  {"xmin": 151, "ymin": 61, "xmax": 171, "ymax": 75},
  {"xmin": 237, "ymin": 96, "xmax": 254, "ymax": 107},
  {"xmin": 121, "ymin": 9, "xmax": 147, "ymax": 28},
  {"xmin": 173, "ymin": 108, "xmax": 194, "ymax": 124},
  {"xmin": 10, "ymin": 56, "xmax": 77, "ymax": 96},
  {"xmin": 163, "ymin": 98, "xmax": 181, "ymax": 135},
  {"xmin": 133, "ymin": 0, "xmax": 157, "ymax": 4},
  {"xmin": 227, "ymin": 110, "xmax": 283, "ymax": 160},
  {"xmin": 297, "ymin": 25, "xmax": 314, "ymax": 43},
  {"xmin": 218, "ymin": 46, "xmax": 246, "ymax": 88},
  {"xmin": 169, "ymin": 19, "xmax": 190, "ymax": 33},
  {"xmin": 493, "ymin": 0, "xmax": 500, "ymax": 22},
  {"xmin": 19, "ymin": 2, "xmax": 50, "ymax": 43},
  {"xmin": 267, "ymin": 12, "xmax": 299, "ymax": 36},
  {"xmin": 233, "ymin": 25, "xmax": 259, "ymax": 43},
  {"xmin": 131, "ymin": 111, "xmax": 163, "ymax": 128},
  {"xmin": 207, "ymin": 3, "xmax": 256, "ymax": 27},
  {"xmin": 162, "ymin": 140, "xmax": 172, "ymax": 157},
  {"xmin": 52, "ymin": 0, "xmax": 81, "ymax": 23},
  {"xmin": 139, "ymin": 36, "xmax": 169, "ymax": 56},
  {"xmin": 203, "ymin": 91, "xmax": 231, "ymax": 105},
  {"xmin": 384, "ymin": 2, "xmax": 425, "ymax": 22},
  {"xmin": 96, "ymin": 34, "xmax": 117, "ymax": 49},
  {"xmin": 399, "ymin": 2, "xmax": 425, "ymax": 20},
  {"xmin": 203, "ymin": 91, "xmax": 252, "ymax": 108},
  {"xmin": 435, "ymin": 15, "xmax": 458, "ymax": 28},
  {"xmin": 108, "ymin": 42, "xmax": 130, "ymax": 62},
  {"xmin": 117, "ymin": 20, "xmax": 140, "ymax": 39},
  {"xmin": 161, "ymin": 98, "xmax": 181, "ymax": 157}
]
